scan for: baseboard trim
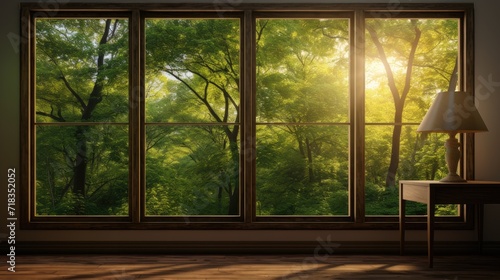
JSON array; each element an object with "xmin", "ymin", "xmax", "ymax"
[{"xmin": 9, "ymin": 241, "xmax": 500, "ymax": 255}]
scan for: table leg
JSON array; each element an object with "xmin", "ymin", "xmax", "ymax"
[
  {"xmin": 427, "ymin": 199, "xmax": 435, "ymax": 268},
  {"xmin": 478, "ymin": 204, "xmax": 484, "ymax": 253},
  {"xmin": 400, "ymin": 189, "xmax": 405, "ymax": 255}
]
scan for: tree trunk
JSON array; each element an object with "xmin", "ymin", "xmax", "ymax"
[
  {"xmin": 227, "ymin": 131, "xmax": 240, "ymax": 215},
  {"xmin": 73, "ymin": 126, "xmax": 89, "ymax": 214},
  {"xmin": 305, "ymin": 137, "xmax": 315, "ymax": 183},
  {"xmin": 386, "ymin": 108, "xmax": 403, "ymax": 188},
  {"xmin": 367, "ymin": 21, "xmax": 421, "ymax": 188},
  {"xmin": 70, "ymin": 19, "xmax": 112, "ymax": 214}
]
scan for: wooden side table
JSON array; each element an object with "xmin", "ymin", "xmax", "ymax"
[{"xmin": 399, "ymin": 180, "xmax": 500, "ymax": 268}]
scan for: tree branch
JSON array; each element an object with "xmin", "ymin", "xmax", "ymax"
[
  {"xmin": 87, "ymin": 176, "xmax": 121, "ymax": 199},
  {"xmin": 321, "ymin": 28, "xmax": 348, "ymax": 41},
  {"xmin": 59, "ymin": 177, "xmax": 74, "ymax": 202},
  {"xmin": 400, "ymin": 20, "xmax": 421, "ymax": 104},
  {"xmin": 36, "ymin": 111, "xmax": 66, "ymax": 122},
  {"xmin": 82, "ymin": 19, "xmax": 112, "ymax": 120},
  {"xmin": 448, "ymin": 58, "xmax": 458, "ymax": 92},
  {"xmin": 209, "ymin": 81, "xmax": 239, "ymax": 112},
  {"xmin": 366, "ymin": 24, "xmax": 400, "ymax": 104},
  {"xmin": 146, "ymin": 129, "xmax": 169, "ymax": 151},
  {"xmin": 165, "ymin": 69, "xmax": 204, "ymax": 100},
  {"xmin": 256, "ymin": 20, "xmax": 269, "ymax": 46},
  {"xmin": 412, "ymin": 63, "xmax": 453, "ymax": 81},
  {"xmin": 59, "ymin": 74, "xmax": 88, "ymax": 110},
  {"xmin": 38, "ymin": 47, "xmax": 88, "ymax": 111},
  {"xmin": 165, "ymin": 69, "xmax": 224, "ymax": 124}
]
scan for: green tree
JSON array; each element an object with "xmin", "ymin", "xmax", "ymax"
[
  {"xmin": 145, "ymin": 19, "xmax": 241, "ymax": 215},
  {"xmin": 366, "ymin": 19, "xmax": 458, "ymax": 188},
  {"xmin": 35, "ymin": 19, "xmax": 129, "ymax": 215},
  {"xmin": 365, "ymin": 19, "xmax": 459, "ymax": 215},
  {"xmin": 255, "ymin": 19, "xmax": 350, "ymax": 215}
]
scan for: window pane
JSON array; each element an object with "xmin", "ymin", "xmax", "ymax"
[
  {"xmin": 256, "ymin": 18, "xmax": 350, "ymax": 123},
  {"xmin": 145, "ymin": 18, "xmax": 240, "ymax": 123},
  {"xmin": 365, "ymin": 125, "xmax": 457, "ymax": 216},
  {"xmin": 35, "ymin": 126, "xmax": 129, "ymax": 215},
  {"xmin": 34, "ymin": 18, "xmax": 130, "ymax": 217},
  {"xmin": 145, "ymin": 126, "xmax": 240, "ymax": 216},
  {"xmin": 365, "ymin": 19, "xmax": 459, "ymax": 123},
  {"xmin": 256, "ymin": 125, "xmax": 349, "ymax": 216},
  {"xmin": 35, "ymin": 19, "xmax": 129, "ymax": 123}
]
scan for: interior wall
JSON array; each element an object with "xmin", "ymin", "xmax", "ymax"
[
  {"xmin": 1, "ymin": 0, "xmax": 499, "ymax": 244},
  {"xmin": 472, "ymin": 0, "xmax": 500, "ymax": 241}
]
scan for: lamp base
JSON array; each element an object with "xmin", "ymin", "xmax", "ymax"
[
  {"xmin": 440, "ymin": 133, "xmax": 466, "ymax": 183},
  {"xmin": 440, "ymin": 173, "xmax": 466, "ymax": 182}
]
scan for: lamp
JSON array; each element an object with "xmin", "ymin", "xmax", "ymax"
[{"xmin": 417, "ymin": 91, "xmax": 488, "ymax": 182}]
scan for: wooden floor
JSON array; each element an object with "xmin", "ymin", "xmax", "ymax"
[{"xmin": 2, "ymin": 254, "xmax": 500, "ymax": 279}]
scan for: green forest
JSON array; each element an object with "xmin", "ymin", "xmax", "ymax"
[{"xmin": 34, "ymin": 16, "xmax": 458, "ymax": 217}]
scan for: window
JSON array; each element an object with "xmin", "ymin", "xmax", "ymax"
[
  {"xmin": 21, "ymin": 3, "xmax": 474, "ymax": 229},
  {"xmin": 34, "ymin": 17, "xmax": 130, "ymax": 217},
  {"xmin": 255, "ymin": 15, "xmax": 352, "ymax": 219}
]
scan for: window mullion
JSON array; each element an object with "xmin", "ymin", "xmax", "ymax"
[
  {"xmin": 130, "ymin": 9, "xmax": 141, "ymax": 223},
  {"xmin": 243, "ymin": 10, "xmax": 255, "ymax": 223},
  {"xmin": 354, "ymin": 9, "xmax": 366, "ymax": 223}
]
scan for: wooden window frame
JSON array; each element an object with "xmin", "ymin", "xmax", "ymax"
[{"xmin": 20, "ymin": 3, "xmax": 475, "ymax": 230}]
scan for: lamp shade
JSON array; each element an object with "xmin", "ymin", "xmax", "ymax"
[{"xmin": 417, "ymin": 91, "xmax": 488, "ymax": 133}]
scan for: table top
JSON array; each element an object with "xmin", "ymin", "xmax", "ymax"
[
  {"xmin": 400, "ymin": 180, "xmax": 500, "ymax": 204},
  {"xmin": 400, "ymin": 180, "xmax": 500, "ymax": 186}
]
